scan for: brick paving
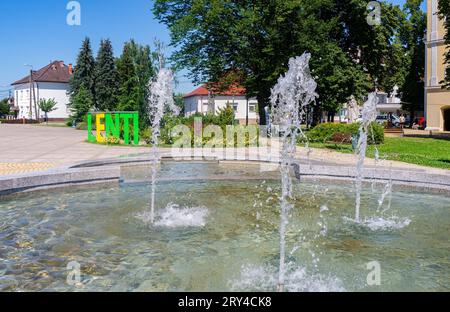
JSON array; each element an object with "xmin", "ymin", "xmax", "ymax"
[
  {"xmin": 0, "ymin": 124, "xmax": 150, "ymax": 176},
  {"xmin": 0, "ymin": 162, "xmax": 56, "ymax": 175}
]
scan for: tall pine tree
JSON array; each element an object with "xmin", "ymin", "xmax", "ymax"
[
  {"xmin": 116, "ymin": 40, "xmax": 155, "ymax": 127},
  {"xmin": 94, "ymin": 39, "xmax": 120, "ymax": 111},
  {"xmin": 439, "ymin": 0, "xmax": 450, "ymax": 89},
  {"xmin": 70, "ymin": 85, "xmax": 93, "ymax": 122},
  {"xmin": 117, "ymin": 44, "xmax": 141, "ymax": 113},
  {"xmin": 69, "ymin": 37, "xmax": 96, "ymax": 121}
]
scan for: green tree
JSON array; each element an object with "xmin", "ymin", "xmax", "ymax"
[
  {"xmin": 70, "ymin": 85, "xmax": 93, "ymax": 122},
  {"xmin": 117, "ymin": 40, "xmax": 155, "ymax": 128},
  {"xmin": 153, "ymin": 0, "xmax": 405, "ymax": 125},
  {"xmin": 0, "ymin": 98, "xmax": 10, "ymax": 117},
  {"xmin": 400, "ymin": 0, "xmax": 426, "ymax": 123},
  {"xmin": 69, "ymin": 37, "xmax": 96, "ymax": 118},
  {"xmin": 439, "ymin": 0, "xmax": 450, "ymax": 89},
  {"xmin": 174, "ymin": 93, "xmax": 185, "ymax": 115},
  {"xmin": 126, "ymin": 40, "xmax": 155, "ymax": 127},
  {"xmin": 94, "ymin": 39, "xmax": 120, "ymax": 111},
  {"xmin": 117, "ymin": 44, "xmax": 142, "ymax": 113},
  {"xmin": 38, "ymin": 98, "xmax": 58, "ymax": 124}
]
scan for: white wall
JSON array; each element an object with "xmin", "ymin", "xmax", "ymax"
[
  {"xmin": 184, "ymin": 96, "xmax": 199, "ymax": 117},
  {"xmin": 14, "ymin": 82, "xmax": 70, "ymax": 119},
  {"xmin": 184, "ymin": 95, "xmax": 258, "ymax": 123}
]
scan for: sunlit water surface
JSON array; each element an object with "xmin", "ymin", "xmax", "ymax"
[{"xmin": 0, "ymin": 163, "xmax": 449, "ymax": 291}]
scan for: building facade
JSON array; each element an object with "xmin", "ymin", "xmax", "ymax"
[
  {"xmin": 11, "ymin": 61, "xmax": 73, "ymax": 121},
  {"xmin": 184, "ymin": 85, "xmax": 259, "ymax": 125},
  {"xmin": 425, "ymin": 0, "xmax": 450, "ymax": 131}
]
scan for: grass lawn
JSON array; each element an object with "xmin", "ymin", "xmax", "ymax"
[
  {"xmin": 33, "ymin": 122, "xmax": 68, "ymax": 128},
  {"xmin": 309, "ymin": 137, "xmax": 450, "ymax": 169}
]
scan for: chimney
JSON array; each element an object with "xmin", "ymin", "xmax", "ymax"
[{"xmin": 69, "ymin": 64, "xmax": 73, "ymax": 75}]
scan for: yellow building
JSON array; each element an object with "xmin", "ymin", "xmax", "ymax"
[{"xmin": 426, "ymin": 0, "xmax": 450, "ymax": 131}]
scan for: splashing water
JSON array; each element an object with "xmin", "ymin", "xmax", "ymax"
[
  {"xmin": 136, "ymin": 203, "xmax": 208, "ymax": 228},
  {"xmin": 147, "ymin": 68, "xmax": 180, "ymax": 224},
  {"xmin": 377, "ymin": 164, "xmax": 393, "ymax": 214},
  {"xmin": 354, "ymin": 93, "xmax": 378, "ymax": 222},
  {"xmin": 270, "ymin": 53, "xmax": 318, "ymax": 292},
  {"xmin": 344, "ymin": 216, "xmax": 411, "ymax": 231},
  {"xmin": 230, "ymin": 264, "xmax": 345, "ymax": 292}
]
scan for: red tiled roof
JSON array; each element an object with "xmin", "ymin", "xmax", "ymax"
[
  {"xmin": 184, "ymin": 84, "xmax": 247, "ymax": 98},
  {"xmin": 12, "ymin": 61, "xmax": 72, "ymax": 85}
]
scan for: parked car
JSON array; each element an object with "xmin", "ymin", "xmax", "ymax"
[{"xmin": 376, "ymin": 115, "xmax": 401, "ymax": 128}]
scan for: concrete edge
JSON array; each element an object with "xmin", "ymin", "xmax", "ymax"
[
  {"xmin": 0, "ymin": 158, "xmax": 449, "ymax": 197},
  {"xmin": 0, "ymin": 166, "xmax": 121, "ymax": 197}
]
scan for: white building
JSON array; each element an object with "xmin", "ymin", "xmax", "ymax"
[
  {"xmin": 11, "ymin": 61, "xmax": 73, "ymax": 121},
  {"xmin": 336, "ymin": 87, "xmax": 405, "ymax": 123},
  {"xmin": 184, "ymin": 85, "xmax": 259, "ymax": 125},
  {"xmin": 375, "ymin": 86, "xmax": 405, "ymax": 115}
]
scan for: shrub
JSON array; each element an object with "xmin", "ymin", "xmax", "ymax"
[
  {"xmin": 216, "ymin": 106, "xmax": 235, "ymax": 126},
  {"xmin": 331, "ymin": 132, "xmax": 352, "ymax": 144},
  {"xmin": 306, "ymin": 122, "xmax": 384, "ymax": 145},
  {"xmin": 139, "ymin": 128, "xmax": 152, "ymax": 145},
  {"xmin": 369, "ymin": 122, "xmax": 385, "ymax": 145},
  {"xmin": 76, "ymin": 122, "xmax": 88, "ymax": 130}
]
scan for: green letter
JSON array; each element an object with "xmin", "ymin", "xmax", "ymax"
[
  {"xmin": 120, "ymin": 113, "xmax": 133, "ymax": 145},
  {"xmin": 133, "ymin": 112, "xmax": 139, "ymax": 145},
  {"xmin": 87, "ymin": 113, "xmax": 96, "ymax": 142},
  {"xmin": 105, "ymin": 113, "xmax": 120, "ymax": 139}
]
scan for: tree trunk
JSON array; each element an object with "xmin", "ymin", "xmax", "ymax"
[
  {"xmin": 311, "ymin": 104, "xmax": 322, "ymax": 127},
  {"xmin": 257, "ymin": 94, "xmax": 268, "ymax": 126},
  {"xmin": 409, "ymin": 109, "xmax": 415, "ymax": 128}
]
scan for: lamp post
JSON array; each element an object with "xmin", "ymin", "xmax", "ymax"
[{"xmin": 24, "ymin": 64, "xmax": 39, "ymax": 122}]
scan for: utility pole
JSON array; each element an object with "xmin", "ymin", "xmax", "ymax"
[
  {"xmin": 29, "ymin": 69, "xmax": 33, "ymax": 120},
  {"xmin": 32, "ymin": 79, "xmax": 38, "ymax": 123},
  {"xmin": 25, "ymin": 64, "xmax": 37, "ymax": 121}
]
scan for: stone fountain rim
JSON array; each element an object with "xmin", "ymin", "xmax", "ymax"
[{"xmin": 0, "ymin": 157, "xmax": 449, "ymax": 197}]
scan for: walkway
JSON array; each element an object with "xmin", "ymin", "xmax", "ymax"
[
  {"xmin": 0, "ymin": 124, "xmax": 449, "ymax": 177},
  {"xmin": 0, "ymin": 124, "xmax": 150, "ymax": 175}
]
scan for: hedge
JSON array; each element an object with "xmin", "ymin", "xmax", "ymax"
[{"xmin": 306, "ymin": 122, "xmax": 384, "ymax": 145}]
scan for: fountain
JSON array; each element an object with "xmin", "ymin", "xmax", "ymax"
[
  {"xmin": 1, "ymin": 49, "xmax": 447, "ymax": 293},
  {"xmin": 354, "ymin": 93, "xmax": 378, "ymax": 222},
  {"xmin": 270, "ymin": 53, "xmax": 318, "ymax": 292},
  {"xmin": 147, "ymin": 62, "xmax": 180, "ymax": 224},
  {"xmin": 349, "ymin": 93, "xmax": 412, "ymax": 230}
]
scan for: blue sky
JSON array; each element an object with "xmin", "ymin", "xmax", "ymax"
[{"xmin": 0, "ymin": 0, "xmax": 423, "ymax": 98}]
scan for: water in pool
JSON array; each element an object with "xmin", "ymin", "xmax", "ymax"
[{"xmin": 0, "ymin": 163, "xmax": 449, "ymax": 291}]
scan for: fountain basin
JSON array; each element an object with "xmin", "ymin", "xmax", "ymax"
[{"xmin": 0, "ymin": 162, "xmax": 449, "ymax": 292}]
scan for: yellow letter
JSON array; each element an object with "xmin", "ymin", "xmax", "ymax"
[{"xmin": 96, "ymin": 113, "xmax": 105, "ymax": 143}]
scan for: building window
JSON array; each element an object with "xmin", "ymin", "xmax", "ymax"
[
  {"xmin": 232, "ymin": 103, "xmax": 238, "ymax": 113},
  {"xmin": 249, "ymin": 103, "xmax": 257, "ymax": 113},
  {"xmin": 202, "ymin": 101, "xmax": 209, "ymax": 113}
]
